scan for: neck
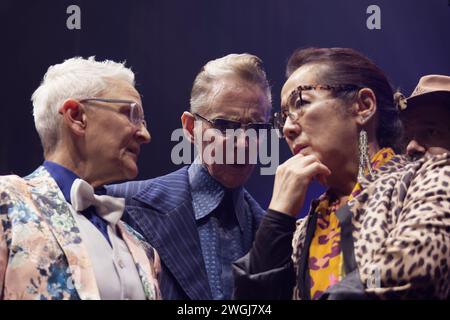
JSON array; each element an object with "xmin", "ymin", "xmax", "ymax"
[
  {"xmin": 328, "ymin": 140, "xmax": 380, "ymax": 198},
  {"xmin": 46, "ymin": 147, "xmax": 107, "ymax": 188}
]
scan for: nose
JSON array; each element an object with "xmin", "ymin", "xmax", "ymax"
[
  {"xmin": 136, "ymin": 124, "xmax": 151, "ymax": 144},
  {"xmin": 283, "ymin": 117, "xmax": 301, "ymax": 141},
  {"xmin": 233, "ymin": 129, "xmax": 249, "ymax": 149},
  {"xmin": 406, "ymin": 139, "xmax": 426, "ymax": 157}
]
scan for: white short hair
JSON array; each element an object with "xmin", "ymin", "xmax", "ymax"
[
  {"xmin": 190, "ymin": 53, "xmax": 272, "ymax": 116},
  {"xmin": 31, "ymin": 56, "xmax": 135, "ymax": 155}
]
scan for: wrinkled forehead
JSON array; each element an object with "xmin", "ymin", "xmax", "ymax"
[{"xmin": 206, "ymin": 78, "xmax": 270, "ymax": 115}]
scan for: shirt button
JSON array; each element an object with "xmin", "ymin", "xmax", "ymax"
[{"xmin": 118, "ymin": 260, "xmax": 125, "ymax": 269}]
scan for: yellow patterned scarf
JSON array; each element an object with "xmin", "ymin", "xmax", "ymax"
[{"xmin": 308, "ymin": 148, "xmax": 395, "ymax": 299}]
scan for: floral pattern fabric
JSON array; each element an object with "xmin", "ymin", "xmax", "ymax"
[{"xmin": 0, "ymin": 167, "xmax": 161, "ymax": 300}]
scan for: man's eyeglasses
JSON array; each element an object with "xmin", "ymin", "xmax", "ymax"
[
  {"xmin": 273, "ymin": 84, "xmax": 361, "ymax": 137},
  {"xmin": 193, "ymin": 113, "xmax": 272, "ymax": 134},
  {"xmin": 79, "ymin": 98, "xmax": 147, "ymax": 128}
]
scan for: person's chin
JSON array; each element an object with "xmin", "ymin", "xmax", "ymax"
[
  {"xmin": 122, "ymin": 160, "xmax": 139, "ymax": 180},
  {"xmin": 227, "ymin": 162, "xmax": 254, "ymax": 172},
  {"xmin": 219, "ymin": 164, "xmax": 254, "ymax": 188}
]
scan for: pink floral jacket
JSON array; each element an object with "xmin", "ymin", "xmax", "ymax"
[{"xmin": 0, "ymin": 167, "xmax": 161, "ymax": 300}]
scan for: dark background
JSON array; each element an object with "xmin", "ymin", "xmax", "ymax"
[{"xmin": 1, "ymin": 0, "xmax": 449, "ymax": 216}]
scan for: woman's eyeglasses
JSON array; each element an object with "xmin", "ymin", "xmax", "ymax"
[{"xmin": 273, "ymin": 84, "xmax": 361, "ymax": 138}]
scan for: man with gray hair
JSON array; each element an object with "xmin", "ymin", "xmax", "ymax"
[
  {"xmin": 108, "ymin": 53, "xmax": 272, "ymax": 299},
  {"xmin": 0, "ymin": 57, "xmax": 160, "ymax": 300}
]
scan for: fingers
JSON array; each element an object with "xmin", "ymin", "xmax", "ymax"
[
  {"xmin": 278, "ymin": 154, "xmax": 331, "ymax": 180},
  {"xmin": 303, "ymin": 161, "xmax": 331, "ymax": 178}
]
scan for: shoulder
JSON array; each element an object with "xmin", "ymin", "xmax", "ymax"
[
  {"xmin": 107, "ymin": 166, "xmax": 190, "ymax": 200},
  {"xmin": 0, "ymin": 175, "xmax": 35, "ymax": 234},
  {"xmin": 414, "ymin": 153, "xmax": 450, "ymax": 176},
  {"xmin": 382, "ymin": 153, "xmax": 450, "ymax": 190},
  {"xmin": 0, "ymin": 174, "xmax": 31, "ymax": 205},
  {"xmin": 361, "ymin": 154, "xmax": 448, "ymax": 198},
  {"xmin": 408, "ymin": 153, "xmax": 450, "ymax": 198},
  {"xmin": 375, "ymin": 153, "xmax": 450, "ymax": 179},
  {"xmin": 106, "ymin": 179, "xmax": 152, "ymax": 200},
  {"xmin": 0, "ymin": 173, "xmax": 27, "ymax": 188}
]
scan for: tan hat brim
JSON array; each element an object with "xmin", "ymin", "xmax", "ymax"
[{"xmin": 406, "ymin": 91, "xmax": 450, "ymax": 108}]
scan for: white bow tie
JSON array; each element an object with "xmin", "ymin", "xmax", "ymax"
[{"xmin": 70, "ymin": 178, "xmax": 125, "ymax": 226}]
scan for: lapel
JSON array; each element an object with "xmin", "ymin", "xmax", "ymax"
[
  {"xmin": 335, "ymin": 204, "xmax": 358, "ymax": 274},
  {"xmin": 295, "ymin": 155, "xmax": 408, "ymax": 300},
  {"xmin": 296, "ymin": 199, "xmax": 319, "ymax": 300},
  {"xmin": 336, "ymin": 155, "xmax": 408, "ymax": 275},
  {"xmin": 26, "ymin": 166, "xmax": 100, "ymax": 300},
  {"xmin": 129, "ymin": 167, "xmax": 212, "ymax": 300},
  {"xmin": 118, "ymin": 223, "xmax": 160, "ymax": 300}
]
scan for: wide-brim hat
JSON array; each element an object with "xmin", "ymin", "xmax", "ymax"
[{"xmin": 405, "ymin": 74, "xmax": 450, "ymax": 109}]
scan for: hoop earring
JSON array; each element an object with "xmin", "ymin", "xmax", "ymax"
[{"xmin": 358, "ymin": 129, "xmax": 373, "ymax": 182}]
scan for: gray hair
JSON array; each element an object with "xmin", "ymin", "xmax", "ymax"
[
  {"xmin": 31, "ymin": 56, "xmax": 135, "ymax": 155},
  {"xmin": 190, "ymin": 53, "xmax": 272, "ymax": 116}
]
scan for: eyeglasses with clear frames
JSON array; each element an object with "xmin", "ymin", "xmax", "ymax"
[
  {"xmin": 272, "ymin": 84, "xmax": 361, "ymax": 138},
  {"xmin": 79, "ymin": 98, "xmax": 147, "ymax": 128}
]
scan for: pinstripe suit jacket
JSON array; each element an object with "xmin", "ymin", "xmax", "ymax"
[{"xmin": 107, "ymin": 166, "xmax": 265, "ymax": 300}]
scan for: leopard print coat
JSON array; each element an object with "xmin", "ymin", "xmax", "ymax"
[{"xmin": 292, "ymin": 153, "xmax": 450, "ymax": 299}]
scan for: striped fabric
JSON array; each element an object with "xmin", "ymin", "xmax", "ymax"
[{"xmin": 107, "ymin": 166, "xmax": 265, "ymax": 300}]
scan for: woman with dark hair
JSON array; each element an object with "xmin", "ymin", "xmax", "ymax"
[{"xmin": 233, "ymin": 47, "xmax": 450, "ymax": 299}]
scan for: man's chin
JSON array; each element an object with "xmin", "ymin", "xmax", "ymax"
[
  {"xmin": 122, "ymin": 162, "xmax": 139, "ymax": 181},
  {"xmin": 217, "ymin": 164, "xmax": 254, "ymax": 188}
]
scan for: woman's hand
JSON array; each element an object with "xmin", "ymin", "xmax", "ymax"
[{"xmin": 269, "ymin": 154, "xmax": 331, "ymax": 217}]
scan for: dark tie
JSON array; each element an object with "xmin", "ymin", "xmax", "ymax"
[
  {"xmin": 216, "ymin": 190, "xmax": 237, "ymax": 228},
  {"xmin": 216, "ymin": 189, "xmax": 240, "ymax": 299}
]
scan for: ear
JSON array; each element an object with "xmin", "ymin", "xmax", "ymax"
[
  {"xmin": 353, "ymin": 88, "xmax": 377, "ymax": 126},
  {"xmin": 181, "ymin": 111, "xmax": 196, "ymax": 144},
  {"xmin": 58, "ymin": 99, "xmax": 86, "ymax": 136}
]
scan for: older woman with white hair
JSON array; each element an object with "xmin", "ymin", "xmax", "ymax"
[{"xmin": 0, "ymin": 57, "xmax": 160, "ymax": 300}]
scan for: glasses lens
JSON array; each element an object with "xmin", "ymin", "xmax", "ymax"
[
  {"xmin": 213, "ymin": 118, "xmax": 241, "ymax": 133},
  {"xmin": 288, "ymin": 90, "xmax": 304, "ymax": 113},
  {"xmin": 131, "ymin": 103, "xmax": 145, "ymax": 127}
]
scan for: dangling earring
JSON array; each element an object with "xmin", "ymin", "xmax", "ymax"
[{"xmin": 358, "ymin": 129, "xmax": 373, "ymax": 182}]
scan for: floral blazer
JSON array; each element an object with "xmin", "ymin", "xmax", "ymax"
[{"xmin": 0, "ymin": 167, "xmax": 161, "ymax": 300}]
